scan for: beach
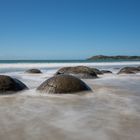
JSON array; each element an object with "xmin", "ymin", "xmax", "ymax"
[{"xmin": 0, "ymin": 61, "xmax": 140, "ymax": 140}]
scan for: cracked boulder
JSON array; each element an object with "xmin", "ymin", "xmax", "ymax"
[
  {"xmin": 37, "ymin": 75, "xmax": 91, "ymax": 94},
  {"xmin": 55, "ymin": 66, "xmax": 98, "ymax": 79},
  {"xmin": 26, "ymin": 69, "xmax": 42, "ymax": 74},
  {"xmin": 0, "ymin": 75, "xmax": 28, "ymax": 94}
]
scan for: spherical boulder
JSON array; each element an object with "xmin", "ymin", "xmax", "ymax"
[
  {"xmin": 118, "ymin": 67, "xmax": 140, "ymax": 74},
  {"xmin": 0, "ymin": 75, "xmax": 28, "ymax": 94},
  {"xmin": 26, "ymin": 69, "xmax": 42, "ymax": 74},
  {"xmin": 37, "ymin": 75, "xmax": 91, "ymax": 94},
  {"xmin": 101, "ymin": 70, "xmax": 112, "ymax": 74},
  {"xmin": 55, "ymin": 66, "xmax": 98, "ymax": 79}
]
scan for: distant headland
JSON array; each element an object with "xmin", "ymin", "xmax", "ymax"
[{"xmin": 87, "ymin": 55, "xmax": 140, "ymax": 61}]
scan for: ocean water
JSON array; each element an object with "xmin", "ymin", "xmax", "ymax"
[
  {"xmin": 0, "ymin": 59, "xmax": 140, "ymax": 64},
  {"xmin": 0, "ymin": 61, "xmax": 140, "ymax": 140}
]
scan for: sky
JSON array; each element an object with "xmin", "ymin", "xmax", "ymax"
[{"xmin": 0, "ymin": 0, "xmax": 140, "ymax": 60}]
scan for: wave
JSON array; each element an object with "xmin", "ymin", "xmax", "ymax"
[{"xmin": 0, "ymin": 61, "xmax": 139, "ymax": 69}]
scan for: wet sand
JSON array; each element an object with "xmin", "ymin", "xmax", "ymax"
[{"xmin": 0, "ymin": 73, "xmax": 140, "ymax": 140}]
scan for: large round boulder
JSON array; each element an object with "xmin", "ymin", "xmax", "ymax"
[
  {"xmin": 0, "ymin": 75, "xmax": 28, "ymax": 94},
  {"xmin": 37, "ymin": 75, "xmax": 91, "ymax": 94},
  {"xmin": 118, "ymin": 67, "xmax": 140, "ymax": 74},
  {"xmin": 26, "ymin": 69, "xmax": 42, "ymax": 74},
  {"xmin": 55, "ymin": 66, "xmax": 98, "ymax": 79}
]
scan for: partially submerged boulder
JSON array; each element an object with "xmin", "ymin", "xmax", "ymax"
[
  {"xmin": 37, "ymin": 75, "xmax": 91, "ymax": 94},
  {"xmin": 118, "ymin": 67, "xmax": 140, "ymax": 74},
  {"xmin": 26, "ymin": 69, "xmax": 42, "ymax": 74},
  {"xmin": 55, "ymin": 66, "xmax": 98, "ymax": 79},
  {"xmin": 101, "ymin": 70, "xmax": 112, "ymax": 74},
  {"xmin": 0, "ymin": 75, "xmax": 28, "ymax": 94},
  {"xmin": 91, "ymin": 68, "xmax": 103, "ymax": 75}
]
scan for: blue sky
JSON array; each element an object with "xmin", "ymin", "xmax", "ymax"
[{"xmin": 0, "ymin": 0, "xmax": 140, "ymax": 60}]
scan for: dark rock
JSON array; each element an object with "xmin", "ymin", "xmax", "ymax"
[
  {"xmin": 55, "ymin": 66, "xmax": 98, "ymax": 79},
  {"xmin": 37, "ymin": 75, "xmax": 91, "ymax": 94},
  {"xmin": 118, "ymin": 67, "xmax": 140, "ymax": 74},
  {"xmin": 0, "ymin": 75, "xmax": 28, "ymax": 94},
  {"xmin": 91, "ymin": 68, "xmax": 103, "ymax": 75},
  {"xmin": 26, "ymin": 69, "xmax": 42, "ymax": 74},
  {"xmin": 101, "ymin": 70, "xmax": 112, "ymax": 74}
]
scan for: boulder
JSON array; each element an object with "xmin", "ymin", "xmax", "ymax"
[
  {"xmin": 0, "ymin": 75, "xmax": 28, "ymax": 94},
  {"xmin": 91, "ymin": 68, "xmax": 103, "ymax": 75},
  {"xmin": 55, "ymin": 66, "xmax": 98, "ymax": 79},
  {"xmin": 118, "ymin": 67, "xmax": 140, "ymax": 74},
  {"xmin": 37, "ymin": 75, "xmax": 91, "ymax": 94},
  {"xmin": 26, "ymin": 69, "xmax": 42, "ymax": 74},
  {"xmin": 101, "ymin": 70, "xmax": 112, "ymax": 74}
]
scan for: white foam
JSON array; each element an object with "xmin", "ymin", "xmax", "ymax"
[{"xmin": 0, "ymin": 61, "xmax": 139, "ymax": 68}]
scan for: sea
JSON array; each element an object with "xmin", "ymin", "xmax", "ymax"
[{"xmin": 0, "ymin": 60, "xmax": 140, "ymax": 140}]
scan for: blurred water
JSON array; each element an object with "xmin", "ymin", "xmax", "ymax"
[{"xmin": 0, "ymin": 62, "xmax": 140, "ymax": 140}]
